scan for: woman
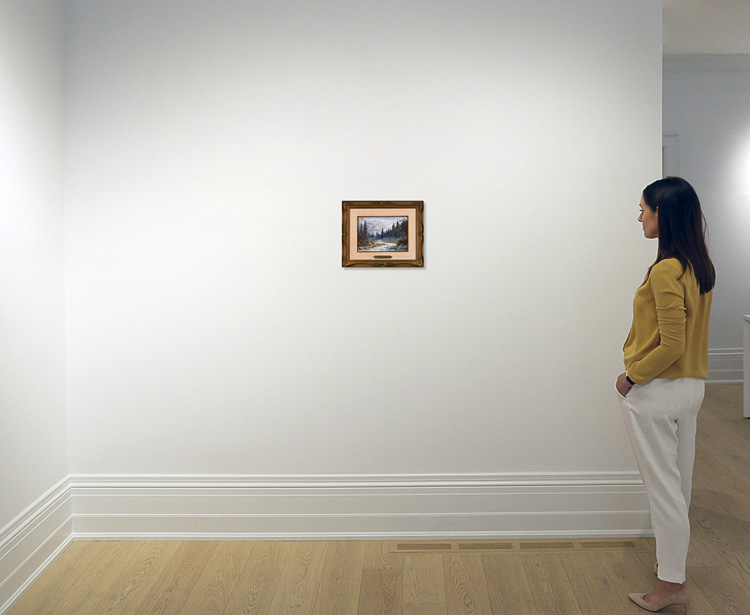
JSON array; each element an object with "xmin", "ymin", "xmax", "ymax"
[{"xmin": 616, "ymin": 176, "xmax": 714, "ymax": 614}]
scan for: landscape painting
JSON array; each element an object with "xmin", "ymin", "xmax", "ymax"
[
  {"xmin": 342, "ymin": 201, "xmax": 424, "ymax": 267},
  {"xmin": 357, "ymin": 217, "xmax": 408, "ymax": 252}
]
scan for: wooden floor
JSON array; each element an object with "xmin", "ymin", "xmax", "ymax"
[{"xmin": 8, "ymin": 384, "xmax": 750, "ymax": 615}]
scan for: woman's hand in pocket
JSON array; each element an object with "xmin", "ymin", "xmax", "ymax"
[{"xmin": 616, "ymin": 372, "xmax": 633, "ymax": 397}]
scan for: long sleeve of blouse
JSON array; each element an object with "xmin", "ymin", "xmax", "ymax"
[{"xmin": 623, "ymin": 258, "xmax": 711, "ymax": 384}]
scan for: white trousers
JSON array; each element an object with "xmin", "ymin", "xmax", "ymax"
[{"xmin": 620, "ymin": 377, "xmax": 705, "ymax": 584}]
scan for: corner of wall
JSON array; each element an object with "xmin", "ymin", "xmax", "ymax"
[{"xmin": 0, "ymin": 479, "xmax": 73, "ymax": 615}]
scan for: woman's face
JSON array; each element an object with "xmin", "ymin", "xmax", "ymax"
[{"xmin": 638, "ymin": 196, "xmax": 659, "ymax": 239}]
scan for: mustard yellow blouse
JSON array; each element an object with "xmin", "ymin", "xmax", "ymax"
[{"xmin": 623, "ymin": 258, "xmax": 712, "ymax": 384}]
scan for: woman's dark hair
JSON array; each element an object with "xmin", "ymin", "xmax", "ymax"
[{"xmin": 642, "ymin": 176, "xmax": 715, "ymax": 294}]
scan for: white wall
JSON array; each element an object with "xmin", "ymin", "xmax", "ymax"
[
  {"xmin": 664, "ymin": 55, "xmax": 750, "ymax": 381},
  {"xmin": 64, "ymin": 1, "xmax": 661, "ymax": 483},
  {"xmin": 0, "ymin": 0, "xmax": 67, "ymax": 531}
]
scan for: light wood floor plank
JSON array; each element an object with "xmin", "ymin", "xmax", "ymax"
[
  {"xmin": 266, "ymin": 541, "xmax": 327, "ymax": 615},
  {"xmin": 221, "ymin": 540, "xmax": 289, "ymax": 615},
  {"xmin": 49, "ymin": 541, "xmax": 140, "ymax": 615},
  {"xmin": 403, "ymin": 604, "xmax": 447, "ymax": 615},
  {"xmin": 686, "ymin": 563, "xmax": 750, "ymax": 615},
  {"xmin": 520, "ymin": 554, "xmax": 583, "ymax": 615},
  {"xmin": 691, "ymin": 491, "xmax": 750, "ymax": 580},
  {"xmin": 482, "ymin": 552, "xmax": 535, "ymax": 615},
  {"xmin": 78, "ymin": 541, "xmax": 180, "ymax": 615},
  {"xmin": 178, "ymin": 541, "xmax": 253, "ymax": 615},
  {"xmin": 137, "ymin": 541, "xmax": 219, "ymax": 615},
  {"xmin": 696, "ymin": 424, "xmax": 750, "ymax": 493},
  {"xmin": 358, "ymin": 566, "xmax": 402, "ymax": 615},
  {"xmin": 560, "ymin": 552, "xmax": 632, "ymax": 614},
  {"xmin": 442, "ymin": 554, "xmax": 493, "ymax": 615},
  {"xmin": 403, "ymin": 553, "xmax": 445, "ymax": 608},
  {"xmin": 312, "ymin": 541, "xmax": 366, "ymax": 615},
  {"xmin": 703, "ymin": 384, "xmax": 745, "ymax": 432},
  {"xmin": 693, "ymin": 442, "xmax": 750, "ymax": 495}
]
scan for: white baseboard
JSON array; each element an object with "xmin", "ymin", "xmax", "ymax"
[
  {"xmin": 0, "ymin": 472, "xmax": 652, "ymax": 612},
  {"xmin": 69, "ymin": 473, "xmax": 651, "ymax": 541},
  {"xmin": 663, "ymin": 54, "xmax": 750, "ymax": 72},
  {"xmin": 708, "ymin": 348, "xmax": 743, "ymax": 383},
  {"xmin": 0, "ymin": 479, "xmax": 73, "ymax": 614}
]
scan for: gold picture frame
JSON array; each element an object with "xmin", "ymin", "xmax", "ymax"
[{"xmin": 342, "ymin": 201, "xmax": 424, "ymax": 267}]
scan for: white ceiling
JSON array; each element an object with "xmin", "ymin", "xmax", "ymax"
[{"xmin": 663, "ymin": 0, "xmax": 750, "ymax": 54}]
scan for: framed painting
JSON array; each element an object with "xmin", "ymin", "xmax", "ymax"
[{"xmin": 342, "ymin": 201, "xmax": 424, "ymax": 267}]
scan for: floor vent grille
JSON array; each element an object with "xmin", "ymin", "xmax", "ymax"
[{"xmin": 391, "ymin": 538, "xmax": 653, "ymax": 554}]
